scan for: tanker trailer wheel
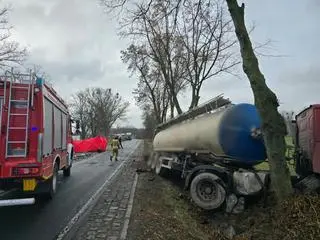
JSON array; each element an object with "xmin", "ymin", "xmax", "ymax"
[{"xmin": 190, "ymin": 172, "xmax": 226, "ymax": 210}]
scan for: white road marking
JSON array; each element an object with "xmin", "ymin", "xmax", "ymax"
[
  {"xmin": 56, "ymin": 141, "xmax": 140, "ymax": 240},
  {"xmin": 120, "ymin": 173, "xmax": 139, "ymax": 240}
]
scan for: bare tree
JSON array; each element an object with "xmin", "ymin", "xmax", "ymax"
[
  {"xmin": 225, "ymin": 0, "xmax": 293, "ymax": 201},
  {"xmin": 178, "ymin": 0, "xmax": 239, "ymax": 109},
  {"xmin": 69, "ymin": 91, "xmax": 91, "ymax": 139},
  {"xmin": 121, "ymin": 44, "xmax": 170, "ymax": 123},
  {"xmin": 70, "ymin": 87, "xmax": 129, "ymax": 138},
  {"xmin": 120, "ymin": 0, "xmax": 187, "ymax": 114},
  {"xmin": 0, "ymin": 7, "xmax": 27, "ymax": 69},
  {"xmin": 116, "ymin": 0, "xmax": 242, "ymax": 112},
  {"xmin": 32, "ymin": 64, "xmax": 50, "ymax": 79},
  {"xmin": 142, "ymin": 104, "xmax": 158, "ymax": 138}
]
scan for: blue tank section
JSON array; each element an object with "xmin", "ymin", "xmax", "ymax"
[{"xmin": 218, "ymin": 103, "xmax": 267, "ymax": 165}]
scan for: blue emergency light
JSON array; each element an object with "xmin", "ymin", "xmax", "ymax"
[{"xmin": 35, "ymin": 77, "xmax": 44, "ymax": 86}]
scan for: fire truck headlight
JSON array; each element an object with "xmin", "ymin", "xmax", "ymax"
[{"xmin": 34, "ymin": 87, "xmax": 40, "ymax": 93}]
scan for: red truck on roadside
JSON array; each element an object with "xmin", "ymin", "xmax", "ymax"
[
  {"xmin": 0, "ymin": 71, "xmax": 74, "ymax": 206},
  {"xmin": 294, "ymin": 104, "xmax": 320, "ymax": 177}
]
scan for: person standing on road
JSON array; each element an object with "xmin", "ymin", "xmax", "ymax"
[
  {"xmin": 110, "ymin": 135, "xmax": 120, "ymax": 161},
  {"xmin": 118, "ymin": 135, "xmax": 124, "ymax": 149}
]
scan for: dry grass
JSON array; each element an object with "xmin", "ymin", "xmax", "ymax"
[
  {"xmin": 127, "ymin": 169, "xmax": 229, "ymax": 240},
  {"xmin": 236, "ymin": 195, "xmax": 320, "ymax": 240},
  {"xmin": 255, "ymin": 135, "xmax": 297, "ymax": 176}
]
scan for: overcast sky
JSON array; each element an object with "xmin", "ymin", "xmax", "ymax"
[{"xmin": 3, "ymin": 0, "xmax": 320, "ymax": 128}]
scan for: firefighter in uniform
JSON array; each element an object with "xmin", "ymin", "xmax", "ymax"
[{"xmin": 110, "ymin": 135, "xmax": 120, "ymax": 161}]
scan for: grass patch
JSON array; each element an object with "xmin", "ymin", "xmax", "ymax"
[
  {"xmin": 236, "ymin": 195, "xmax": 320, "ymax": 240},
  {"xmin": 255, "ymin": 135, "xmax": 297, "ymax": 176}
]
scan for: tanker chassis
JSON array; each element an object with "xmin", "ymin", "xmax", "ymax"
[{"xmin": 149, "ymin": 97, "xmax": 270, "ymax": 211}]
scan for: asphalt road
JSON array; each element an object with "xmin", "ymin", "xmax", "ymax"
[{"xmin": 0, "ymin": 139, "xmax": 141, "ymax": 240}]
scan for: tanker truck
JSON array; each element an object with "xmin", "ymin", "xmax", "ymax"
[{"xmin": 150, "ymin": 95, "xmax": 269, "ymax": 211}]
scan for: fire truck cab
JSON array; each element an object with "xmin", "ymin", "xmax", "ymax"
[{"xmin": 0, "ymin": 71, "xmax": 74, "ymax": 204}]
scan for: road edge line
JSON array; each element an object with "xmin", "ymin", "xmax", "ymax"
[
  {"xmin": 120, "ymin": 173, "xmax": 139, "ymax": 240},
  {"xmin": 56, "ymin": 142, "xmax": 140, "ymax": 240}
]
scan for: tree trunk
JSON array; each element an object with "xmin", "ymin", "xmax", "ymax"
[
  {"xmin": 225, "ymin": 0, "xmax": 293, "ymax": 201},
  {"xmin": 194, "ymin": 88, "xmax": 201, "ymax": 107},
  {"xmin": 189, "ymin": 87, "xmax": 196, "ymax": 110},
  {"xmin": 172, "ymin": 93, "xmax": 182, "ymax": 114},
  {"xmin": 170, "ymin": 96, "xmax": 175, "ymax": 118},
  {"xmin": 80, "ymin": 124, "xmax": 86, "ymax": 140}
]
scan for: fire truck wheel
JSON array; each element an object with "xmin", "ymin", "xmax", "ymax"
[
  {"xmin": 63, "ymin": 166, "xmax": 71, "ymax": 177},
  {"xmin": 43, "ymin": 163, "xmax": 59, "ymax": 200}
]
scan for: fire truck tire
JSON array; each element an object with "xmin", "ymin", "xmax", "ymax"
[
  {"xmin": 43, "ymin": 163, "xmax": 59, "ymax": 200},
  {"xmin": 63, "ymin": 166, "xmax": 71, "ymax": 177},
  {"xmin": 63, "ymin": 148, "xmax": 73, "ymax": 177}
]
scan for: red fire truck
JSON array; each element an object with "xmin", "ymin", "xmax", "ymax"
[{"xmin": 0, "ymin": 71, "xmax": 74, "ymax": 205}]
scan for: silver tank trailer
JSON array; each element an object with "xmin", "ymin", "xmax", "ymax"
[{"xmin": 153, "ymin": 103, "xmax": 267, "ymax": 165}]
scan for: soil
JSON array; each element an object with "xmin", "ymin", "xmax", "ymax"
[{"xmin": 127, "ymin": 141, "xmax": 320, "ymax": 240}]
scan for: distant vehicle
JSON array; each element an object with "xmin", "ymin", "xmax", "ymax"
[
  {"xmin": 72, "ymin": 135, "xmax": 81, "ymax": 141},
  {"xmin": 116, "ymin": 133, "xmax": 132, "ymax": 141},
  {"xmin": 125, "ymin": 132, "xmax": 132, "ymax": 140},
  {"xmin": 0, "ymin": 71, "xmax": 74, "ymax": 206}
]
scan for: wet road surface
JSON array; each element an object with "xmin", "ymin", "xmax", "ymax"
[{"xmin": 0, "ymin": 140, "xmax": 141, "ymax": 240}]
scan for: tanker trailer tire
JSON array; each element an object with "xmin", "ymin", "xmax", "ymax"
[{"xmin": 189, "ymin": 172, "xmax": 226, "ymax": 210}]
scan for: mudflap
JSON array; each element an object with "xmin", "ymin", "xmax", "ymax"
[{"xmin": 33, "ymin": 179, "xmax": 51, "ymax": 194}]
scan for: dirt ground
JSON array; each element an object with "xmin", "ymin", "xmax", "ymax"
[{"xmin": 126, "ymin": 141, "xmax": 320, "ymax": 240}]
